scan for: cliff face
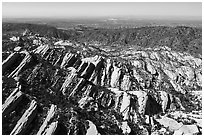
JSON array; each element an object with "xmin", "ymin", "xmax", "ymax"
[{"xmin": 2, "ymin": 26, "xmax": 202, "ymax": 135}]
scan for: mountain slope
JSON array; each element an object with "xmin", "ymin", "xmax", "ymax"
[
  {"xmin": 2, "ymin": 23, "xmax": 202, "ymax": 135},
  {"xmin": 2, "ymin": 22, "xmax": 69, "ymax": 39},
  {"xmin": 66, "ymin": 26, "xmax": 202, "ymax": 58},
  {"xmin": 2, "ymin": 23, "xmax": 202, "ymax": 57}
]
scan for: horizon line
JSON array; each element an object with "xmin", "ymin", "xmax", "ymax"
[{"xmin": 2, "ymin": 15, "xmax": 202, "ymax": 20}]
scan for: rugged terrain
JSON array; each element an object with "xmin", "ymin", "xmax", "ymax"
[{"xmin": 2, "ymin": 23, "xmax": 202, "ymax": 135}]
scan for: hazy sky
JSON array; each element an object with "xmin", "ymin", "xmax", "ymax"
[{"xmin": 2, "ymin": 2, "xmax": 202, "ymax": 20}]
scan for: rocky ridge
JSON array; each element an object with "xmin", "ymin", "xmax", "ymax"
[{"xmin": 2, "ymin": 29, "xmax": 202, "ymax": 135}]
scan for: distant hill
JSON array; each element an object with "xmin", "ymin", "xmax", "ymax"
[
  {"xmin": 65, "ymin": 26, "xmax": 202, "ymax": 57},
  {"xmin": 2, "ymin": 22, "xmax": 69, "ymax": 39},
  {"xmin": 2, "ymin": 22, "xmax": 202, "ymax": 57}
]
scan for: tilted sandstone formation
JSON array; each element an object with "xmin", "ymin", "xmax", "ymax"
[
  {"xmin": 37, "ymin": 104, "xmax": 58, "ymax": 135},
  {"xmin": 10, "ymin": 100, "xmax": 38, "ymax": 135},
  {"xmin": 2, "ymin": 36, "xmax": 202, "ymax": 135},
  {"xmin": 2, "ymin": 88, "xmax": 24, "ymax": 117}
]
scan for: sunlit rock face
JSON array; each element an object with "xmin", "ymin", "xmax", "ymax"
[
  {"xmin": 2, "ymin": 26, "xmax": 202, "ymax": 135},
  {"xmin": 120, "ymin": 74, "xmax": 131, "ymax": 91}
]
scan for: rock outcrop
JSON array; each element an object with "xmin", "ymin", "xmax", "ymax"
[
  {"xmin": 37, "ymin": 104, "xmax": 58, "ymax": 135},
  {"xmin": 2, "ymin": 31, "xmax": 202, "ymax": 135},
  {"xmin": 2, "ymin": 88, "xmax": 24, "ymax": 117},
  {"xmin": 10, "ymin": 100, "xmax": 38, "ymax": 135}
]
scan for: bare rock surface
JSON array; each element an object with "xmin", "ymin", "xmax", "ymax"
[
  {"xmin": 174, "ymin": 125, "xmax": 200, "ymax": 135},
  {"xmin": 156, "ymin": 116, "xmax": 183, "ymax": 131},
  {"xmin": 10, "ymin": 100, "xmax": 38, "ymax": 135}
]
